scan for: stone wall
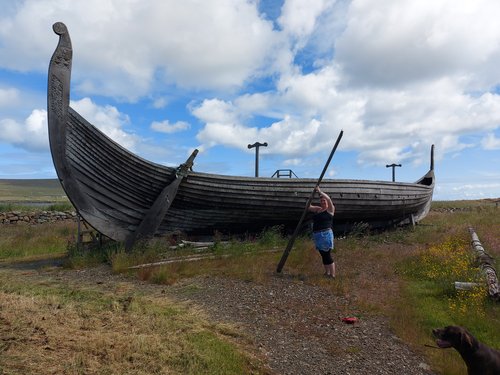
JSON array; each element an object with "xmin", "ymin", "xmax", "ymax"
[{"xmin": 0, "ymin": 210, "xmax": 78, "ymax": 225}]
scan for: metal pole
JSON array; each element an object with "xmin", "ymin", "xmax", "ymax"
[
  {"xmin": 248, "ymin": 142, "xmax": 268, "ymax": 177},
  {"xmin": 276, "ymin": 130, "xmax": 343, "ymax": 273},
  {"xmin": 255, "ymin": 146, "xmax": 259, "ymax": 177},
  {"xmin": 386, "ymin": 163, "xmax": 402, "ymax": 182}
]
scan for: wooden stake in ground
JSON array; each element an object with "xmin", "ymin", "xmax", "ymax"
[{"xmin": 276, "ymin": 130, "xmax": 344, "ymax": 273}]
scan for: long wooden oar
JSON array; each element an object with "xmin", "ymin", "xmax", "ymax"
[
  {"xmin": 276, "ymin": 130, "xmax": 344, "ymax": 273},
  {"xmin": 124, "ymin": 150, "xmax": 198, "ymax": 251}
]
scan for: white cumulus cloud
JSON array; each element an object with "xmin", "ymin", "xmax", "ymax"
[
  {"xmin": 0, "ymin": 0, "xmax": 281, "ymax": 100},
  {"xmin": 70, "ymin": 98, "xmax": 137, "ymax": 151},
  {"xmin": 335, "ymin": 0, "xmax": 500, "ymax": 88},
  {"xmin": 0, "ymin": 109, "xmax": 48, "ymax": 152},
  {"xmin": 151, "ymin": 120, "xmax": 190, "ymax": 134}
]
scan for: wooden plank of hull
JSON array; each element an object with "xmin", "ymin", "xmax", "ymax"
[{"xmin": 47, "ymin": 22, "xmax": 435, "ymax": 243}]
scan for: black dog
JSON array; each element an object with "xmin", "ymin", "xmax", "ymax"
[{"xmin": 432, "ymin": 326, "xmax": 500, "ymax": 375}]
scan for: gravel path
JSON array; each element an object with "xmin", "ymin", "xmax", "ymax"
[
  {"xmin": 170, "ymin": 275, "xmax": 435, "ymax": 375},
  {"xmin": 4, "ymin": 261, "xmax": 436, "ymax": 375}
]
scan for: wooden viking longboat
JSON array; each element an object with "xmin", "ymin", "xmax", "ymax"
[{"xmin": 48, "ymin": 23, "xmax": 435, "ymax": 249}]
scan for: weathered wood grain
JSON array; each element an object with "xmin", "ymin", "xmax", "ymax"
[{"xmin": 469, "ymin": 227, "xmax": 499, "ymax": 301}]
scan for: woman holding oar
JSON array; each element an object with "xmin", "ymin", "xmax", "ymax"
[
  {"xmin": 275, "ymin": 130, "xmax": 343, "ymax": 274},
  {"xmin": 308, "ymin": 186, "xmax": 336, "ymax": 278}
]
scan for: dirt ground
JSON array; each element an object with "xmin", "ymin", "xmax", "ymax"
[{"xmin": 2, "ymin": 259, "xmax": 436, "ymax": 375}]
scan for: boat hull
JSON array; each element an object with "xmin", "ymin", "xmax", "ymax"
[
  {"xmin": 162, "ymin": 172, "xmax": 434, "ymax": 236},
  {"xmin": 47, "ymin": 23, "xmax": 435, "ymax": 244}
]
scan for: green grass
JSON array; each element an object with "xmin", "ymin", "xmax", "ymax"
[
  {"xmin": 0, "ymin": 221, "xmax": 76, "ymax": 261},
  {"xmin": 0, "ymin": 272, "xmax": 114, "ymax": 309},
  {"xmin": 106, "ymin": 226, "xmax": 290, "ymax": 285},
  {"xmin": 174, "ymin": 331, "xmax": 253, "ymax": 374},
  {"xmin": 46, "ymin": 202, "xmax": 74, "ymax": 211}
]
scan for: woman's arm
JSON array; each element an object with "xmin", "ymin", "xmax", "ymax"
[
  {"xmin": 316, "ymin": 186, "xmax": 335, "ymax": 215},
  {"xmin": 308, "ymin": 204, "xmax": 322, "ymax": 213},
  {"xmin": 307, "ymin": 190, "xmax": 322, "ymax": 212}
]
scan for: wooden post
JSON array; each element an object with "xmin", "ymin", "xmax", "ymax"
[
  {"xmin": 77, "ymin": 213, "xmax": 82, "ymax": 250},
  {"xmin": 276, "ymin": 130, "xmax": 343, "ymax": 273},
  {"xmin": 469, "ymin": 227, "xmax": 499, "ymax": 301}
]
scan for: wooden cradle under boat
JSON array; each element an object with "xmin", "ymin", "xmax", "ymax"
[{"xmin": 47, "ymin": 22, "xmax": 435, "ymax": 249}]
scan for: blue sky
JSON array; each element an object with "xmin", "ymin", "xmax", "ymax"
[{"xmin": 0, "ymin": 0, "xmax": 499, "ymax": 200}]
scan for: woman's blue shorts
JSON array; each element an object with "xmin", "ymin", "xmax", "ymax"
[{"xmin": 313, "ymin": 229, "xmax": 334, "ymax": 252}]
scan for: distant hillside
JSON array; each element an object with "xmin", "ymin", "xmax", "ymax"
[{"xmin": 0, "ymin": 179, "xmax": 67, "ymax": 202}]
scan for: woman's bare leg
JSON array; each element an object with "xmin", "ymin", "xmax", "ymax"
[{"xmin": 328, "ymin": 263, "xmax": 336, "ymax": 277}]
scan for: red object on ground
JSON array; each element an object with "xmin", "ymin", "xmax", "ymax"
[{"xmin": 341, "ymin": 317, "xmax": 358, "ymax": 324}]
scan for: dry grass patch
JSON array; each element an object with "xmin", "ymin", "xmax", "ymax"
[{"xmin": 0, "ymin": 271, "xmax": 265, "ymax": 375}]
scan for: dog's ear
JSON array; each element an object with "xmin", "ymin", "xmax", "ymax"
[{"xmin": 460, "ymin": 329, "xmax": 479, "ymax": 351}]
